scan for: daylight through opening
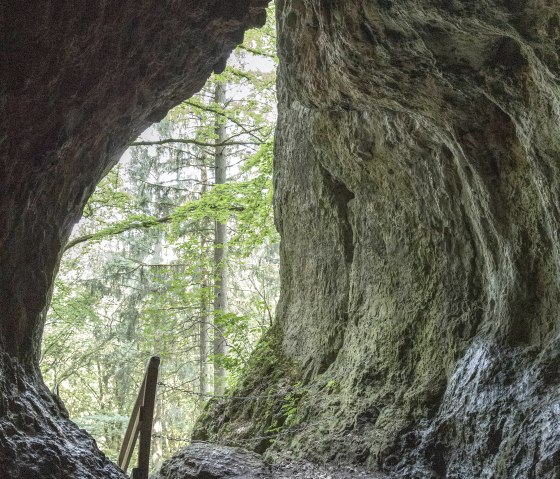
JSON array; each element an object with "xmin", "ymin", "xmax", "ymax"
[{"xmin": 40, "ymin": 6, "xmax": 278, "ymax": 470}]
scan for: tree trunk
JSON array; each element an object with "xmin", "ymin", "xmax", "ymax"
[
  {"xmin": 213, "ymin": 82, "xmax": 229, "ymax": 397},
  {"xmin": 151, "ymin": 394, "xmax": 164, "ymax": 472},
  {"xmin": 198, "ymin": 156, "xmax": 210, "ymax": 399}
]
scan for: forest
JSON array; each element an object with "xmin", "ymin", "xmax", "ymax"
[{"xmin": 40, "ymin": 7, "xmax": 278, "ymax": 469}]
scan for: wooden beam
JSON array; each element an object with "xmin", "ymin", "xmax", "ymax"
[
  {"xmin": 117, "ymin": 356, "xmax": 160, "ymax": 477},
  {"xmin": 137, "ymin": 356, "xmax": 160, "ymax": 479}
]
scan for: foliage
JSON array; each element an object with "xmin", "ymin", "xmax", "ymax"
[{"xmin": 41, "ymin": 4, "xmax": 278, "ymax": 470}]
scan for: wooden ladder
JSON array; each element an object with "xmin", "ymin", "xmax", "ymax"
[{"xmin": 117, "ymin": 356, "xmax": 160, "ymax": 479}]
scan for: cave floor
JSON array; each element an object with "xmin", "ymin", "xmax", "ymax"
[{"xmin": 270, "ymin": 461, "xmax": 386, "ymax": 478}]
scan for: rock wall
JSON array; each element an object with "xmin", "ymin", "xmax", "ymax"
[
  {"xmin": 2, "ymin": 0, "xmax": 559, "ymax": 477},
  {"xmin": 0, "ymin": 2, "xmax": 268, "ymax": 477},
  {"xmin": 0, "ymin": 352, "xmax": 126, "ymax": 479},
  {"xmin": 195, "ymin": 1, "xmax": 560, "ymax": 477}
]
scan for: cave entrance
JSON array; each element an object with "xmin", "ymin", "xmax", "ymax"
[{"xmin": 39, "ymin": 7, "xmax": 278, "ymax": 471}]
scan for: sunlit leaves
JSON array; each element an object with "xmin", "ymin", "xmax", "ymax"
[{"xmin": 41, "ymin": 2, "xmax": 279, "ymax": 467}]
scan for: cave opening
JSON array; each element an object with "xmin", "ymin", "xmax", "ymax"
[
  {"xmin": 39, "ymin": 5, "xmax": 278, "ymax": 471},
  {"xmin": 2, "ymin": 1, "xmax": 560, "ymax": 479}
]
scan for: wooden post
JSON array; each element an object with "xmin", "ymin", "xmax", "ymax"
[
  {"xmin": 117, "ymin": 377, "xmax": 146, "ymax": 471},
  {"xmin": 137, "ymin": 357, "xmax": 159, "ymax": 478},
  {"xmin": 117, "ymin": 356, "xmax": 160, "ymax": 479}
]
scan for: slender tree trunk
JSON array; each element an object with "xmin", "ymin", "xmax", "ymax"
[
  {"xmin": 151, "ymin": 395, "xmax": 164, "ymax": 471},
  {"xmin": 198, "ymin": 156, "xmax": 210, "ymax": 399},
  {"xmin": 213, "ymin": 81, "xmax": 228, "ymax": 396}
]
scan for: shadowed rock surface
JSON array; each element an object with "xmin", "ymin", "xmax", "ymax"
[
  {"xmin": 155, "ymin": 442, "xmax": 270, "ymax": 479},
  {"xmin": 154, "ymin": 442, "xmax": 385, "ymax": 479},
  {"xmin": 1, "ymin": 0, "xmax": 560, "ymax": 478},
  {"xmin": 0, "ymin": 1, "xmax": 268, "ymax": 477},
  {"xmin": 192, "ymin": 1, "xmax": 560, "ymax": 478},
  {"xmin": 0, "ymin": 353, "xmax": 125, "ymax": 479}
]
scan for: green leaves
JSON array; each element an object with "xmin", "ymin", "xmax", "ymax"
[{"xmin": 42, "ymin": 2, "xmax": 279, "ymax": 467}]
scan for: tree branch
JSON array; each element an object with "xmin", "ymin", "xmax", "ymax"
[
  {"xmin": 236, "ymin": 44, "xmax": 277, "ymax": 60},
  {"xmin": 130, "ymin": 138, "xmax": 259, "ymax": 148},
  {"xmin": 182, "ymin": 100, "xmax": 267, "ymax": 143},
  {"xmin": 64, "ymin": 203, "xmax": 245, "ymax": 252},
  {"xmin": 64, "ymin": 215, "xmax": 173, "ymax": 252}
]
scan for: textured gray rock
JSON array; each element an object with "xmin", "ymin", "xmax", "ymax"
[
  {"xmin": 0, "ymin": 2, "xmax": 268, "ymax": 478},
  {"xmin": 195, "ymin": 1, "xmax": 560, "ymax": 478},
  {"xmin": 0, "ymin": 353, "xmax": 124, "ymax": 479},
  {"xmin": 154, "ymin": 442, "xmax": 386, "ymax": 479},
  {"xmin": 271, "ymin": 460, "xmax": 385, "ymax": 479},
  {"xmin": 155, "ymin": 442, "xmax": 270, "ymax": 479}
]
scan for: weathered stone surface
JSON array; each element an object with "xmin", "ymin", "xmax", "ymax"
[
  {"xmin": 271, "ymin": 459, "xmax": 386, "ymax": 479},
  {"xmin": 155, "ymin": 442, "xmax": 270, "ymax": 479},
  {"xmin": 195, "ymin": 1, "xmax": 560, "ymax": 478},
  {"xmin": 0, "ymin": 353, "xmax": 124, "ymax": 479},
  {"xmin": 0, "ymin": 2, "xmax": 268, "ymax": 477},
  {"xmin": 154, "ymin": 442, "xmax": 386, "ymax": 479}
]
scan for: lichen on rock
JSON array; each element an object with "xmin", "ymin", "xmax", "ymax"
[
  {"xmin": 190, "ymin": 1, "xmax": 560, "ymax": 478},
  {"xmin": 193, "ymin": 325, "xmax": 305, "ymax": 454}
]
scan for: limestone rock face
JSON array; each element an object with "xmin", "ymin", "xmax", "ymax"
[
  {"xmin": 0, "ymin": 353, "xmax": 125, "ymax": 479},
  {"xmin": 0, "ymin": 2, "xmax": 268, "ymax": 478},
  {"xmin": 195, "ymin": 1, "xmax": 560, "ymax": 477},
  {"xmin": 155, "ymin": 442, "xmax": 271, "ymax": 479}
]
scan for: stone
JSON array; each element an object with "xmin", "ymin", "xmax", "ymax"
[
  {"xmin": 154, "ymin": 442, "xmax": 386, "ymax": 479},
  {"xmin": 193, "ymin": 1, "xmax": 560, "ymax": 478},
  {"xmin": 0, "ymin": 2, "xmax": 269, "ymax": 477},
  {"xmin": 155, "ymin": 442, "xmax": 271, "ymax": 479},
  {"xmin": 0, "ymin": 352, "xmax": 124, "ymax": 479}
]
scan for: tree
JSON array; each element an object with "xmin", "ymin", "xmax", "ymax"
[
  {"xmin": 40, "ymin": 4, "xmax": 279, "ymax": 466},
  {"xmin": 213, "ymin": 81, "xmax": 228, "ymax": 396}
]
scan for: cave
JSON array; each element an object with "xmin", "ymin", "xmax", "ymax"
[{"xmin": 1, "ymin": 1, "xmax": 559, "ymax": 478}]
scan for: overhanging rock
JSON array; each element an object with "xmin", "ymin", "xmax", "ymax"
[{"xmin": 0, "ymin": 2, "xmax": 268, "ymax": 477}]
